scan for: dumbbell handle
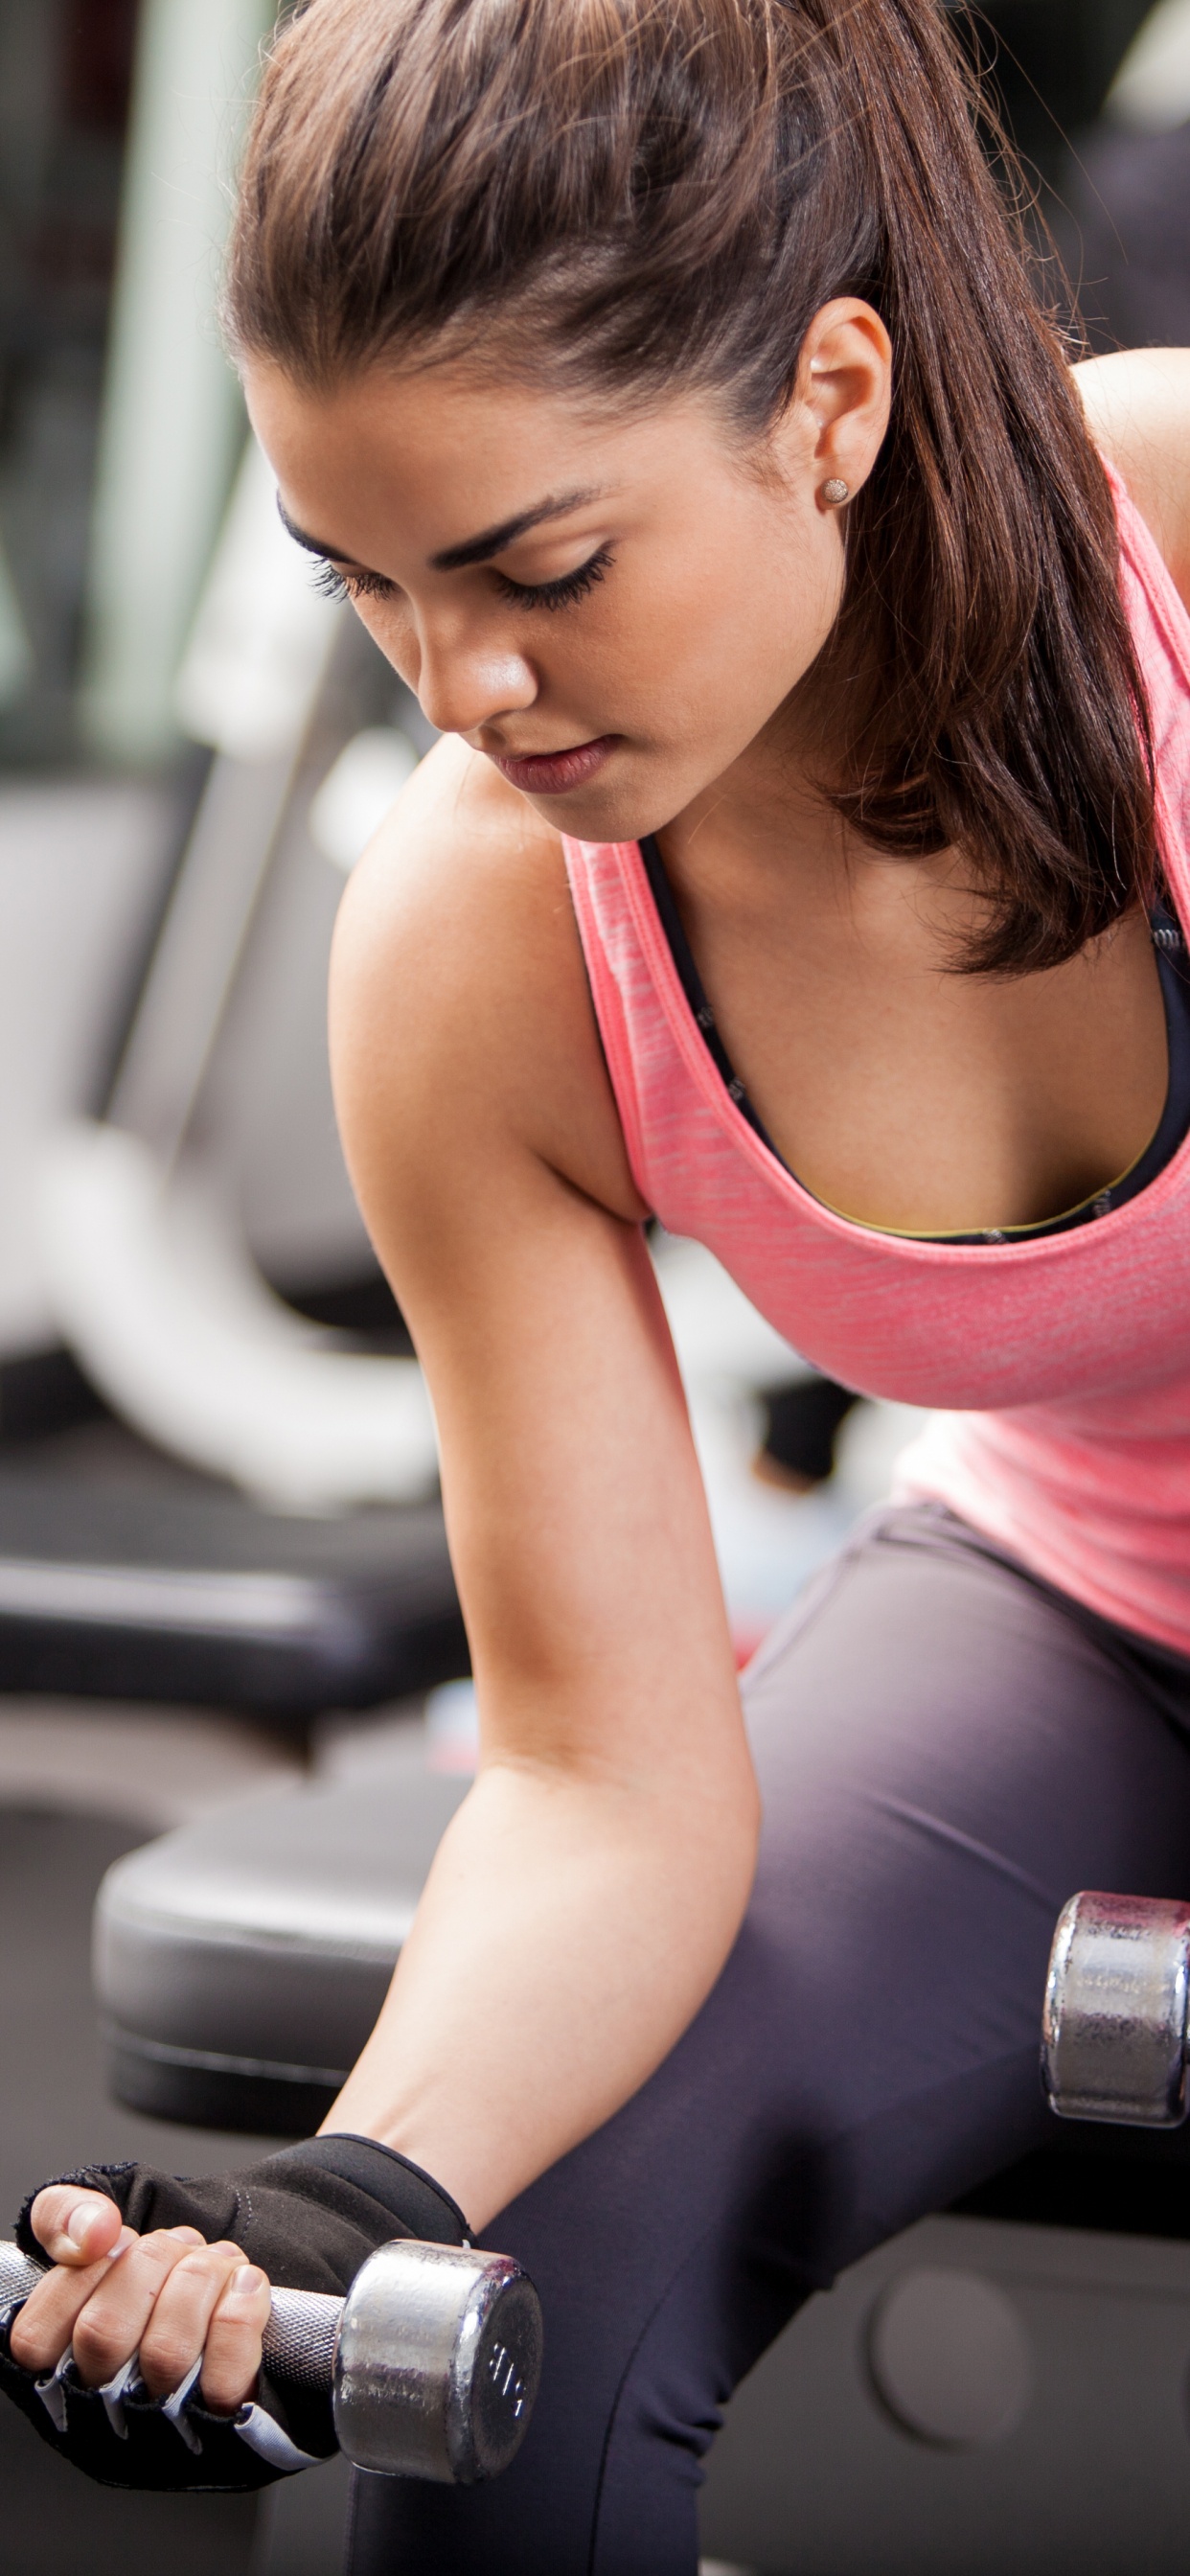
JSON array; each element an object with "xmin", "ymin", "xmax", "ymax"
[
  {"xmin": 0, "ymin": 2233, "xmax": 543, "ymax": 2481},
  {"xmin": 0, "ymin": 2239, "xmax": 345, "ymax": 2389}
]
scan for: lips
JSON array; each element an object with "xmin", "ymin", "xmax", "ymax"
[{"xmin": 490, "ymin": 735, "xmax": 617, "ymax": 796}]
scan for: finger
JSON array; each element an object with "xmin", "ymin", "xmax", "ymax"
[
  {"xmin": 68, "ymin": 2227, "xmax": 210, "ymax": 2389},
  {"xmin": 199, "ymin": 2262, "xmax": 269, "ymax": 2416},
  {"xmin": 10, "ymin": 2228, "xmax": 138, "ymax": 2374},
  {"xmin": 199, "ymin": 2264, "xmax": 271, "ymax": 2414},
  {"xmin": 29, "ymin": 2188, "xmax": 124, "ymax": 2268},
  {"xmin": 137, "ymin": 2242, "xmax": 249, "ymax": 2401}
]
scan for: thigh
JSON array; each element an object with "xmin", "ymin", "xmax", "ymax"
[{"xmin": 348, "ymin": 1506, "xmax": 1190, "ymax": 2576}]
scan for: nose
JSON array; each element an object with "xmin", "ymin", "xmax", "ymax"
[{"xmin": 413, "ymin": 622, "xmax": 538, "ymax": 739}]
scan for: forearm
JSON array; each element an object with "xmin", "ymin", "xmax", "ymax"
[
  {"xmin": 323, "ymin": 1747, "xmax": 760, "ymax": 2230},
  {"xmin": 325, "ymin": 1054, "xmax": 757, "ymax": 2224}
]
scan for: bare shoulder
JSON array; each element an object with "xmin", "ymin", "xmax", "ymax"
[
  {"xmin": 1074, "ymin": 349, "xmax": 1190, "ymax": 601},
  {"xmin": 330, "ymin": 734, "xmax": 641, "ymax": 1220}
]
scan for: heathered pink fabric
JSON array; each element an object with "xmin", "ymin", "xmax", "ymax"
[{"xmin": 562, "ymin": 471, "xmax": 1190, "ymax": 1657}]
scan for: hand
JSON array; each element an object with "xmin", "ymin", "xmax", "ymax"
[{"xmin": 10, "ymin": 2187, "xmax": 272, "ymax": 2414}]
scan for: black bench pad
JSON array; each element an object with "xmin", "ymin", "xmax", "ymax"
[
  {"xmin": 0, "ymin": 1430, "xmax": 466, "ymax": 1716},
  {"xmin": 95, "ymin": 1732, "xmax": 469, "ymax": 2133}
]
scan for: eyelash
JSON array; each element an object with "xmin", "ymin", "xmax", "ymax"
[
  {"xmin": 310, "ymin": 562, "xmax": 394, "ymax": 605},
  {"xmin": 309, "ymin": 545, "xmax": 614, "ymax": 612},
  {"xmin": 492, "ymin": 545, "xmax": 614, "ymax": 611}
]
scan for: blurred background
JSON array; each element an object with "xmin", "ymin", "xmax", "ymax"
[{"xmin": 0, "ymin": 2, "xmax": 1187, "ymax": 2569}]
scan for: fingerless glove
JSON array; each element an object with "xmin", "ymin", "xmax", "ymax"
[{"xmin": 0, "ymin": 2133, "xmax": 468, "ymax": 2494}]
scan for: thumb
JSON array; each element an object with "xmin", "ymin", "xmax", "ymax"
[{"xmin": 30, "ymin": 2186, "xmax": 124, "ymax": 2266}]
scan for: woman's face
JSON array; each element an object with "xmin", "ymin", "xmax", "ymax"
[{"xmin": 245, "ymin": 303, "xmax": 890, "ymax": 843}]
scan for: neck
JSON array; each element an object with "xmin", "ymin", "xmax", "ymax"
[
  {"xmin": 658, "ymin": 677, "xmax": 857, "ymax": 900},
  {"xmin": 655, "ymin": 680, "xmax": 994, "ymax": 967}
]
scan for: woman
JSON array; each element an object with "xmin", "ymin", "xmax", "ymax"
[{"xmin": 9, "ymin": 0, "xmax": 1190, "ymax": 2566}]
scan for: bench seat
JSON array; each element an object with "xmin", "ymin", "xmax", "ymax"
[
  {"xmin": 0, "ymin": 1426, "xmax": 466, "ymax": 1722},
  {"xmin": 95, "ymin": 1730, "xmax": 466, "ymax": 2131}
]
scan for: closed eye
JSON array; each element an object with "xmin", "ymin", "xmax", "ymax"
[
  {"xmin": 492, "ymin": 545, "xmax": 613, "ymax": 611},
  {"xmin": 309, "ymin": 544, "xmax": 613, "ymax": 611},
  {"xmin": 310, "ymin": 560, "xmax": 398, "ymax": 605}
]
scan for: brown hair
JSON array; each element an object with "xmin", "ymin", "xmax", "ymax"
[{"xmin": 227, "ymin": 0, "xmax": 1156, "ymax": 974}]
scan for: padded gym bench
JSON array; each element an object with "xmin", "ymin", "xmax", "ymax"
[
  {"xmin": 96, "ymin": 1726, "xmax": 466, "ymax": 2130},
  {"xmin": 0, "ymin": 1424, "xmax": 465, "ymax": 1723},
  {"xmin": 96, "ymin": 1741, "xmax": 1190, "ymax": 2575}
]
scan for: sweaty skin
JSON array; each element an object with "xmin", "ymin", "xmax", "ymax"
[{"xmin": 16, "ymin": 327, "xmax": 1190, "ymax": 2410}]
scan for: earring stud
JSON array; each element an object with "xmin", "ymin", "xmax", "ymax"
[{"xmin": 821, "ymin": 476, "xmax": 850, "ymax": 506}]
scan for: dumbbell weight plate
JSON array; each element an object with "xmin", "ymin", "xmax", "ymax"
[
  {"xmin": 334, "ymin": 2240, "xmax": 542, "ymax": 2482},
  {"xmin": 1041, "ymin": 1889, "xmax": 1190, "ymax": 2125}
]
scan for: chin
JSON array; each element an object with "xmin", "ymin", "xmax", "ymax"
[{"xmin": 525, "ymin": 762, "xmax": 690, "ymax": 845}]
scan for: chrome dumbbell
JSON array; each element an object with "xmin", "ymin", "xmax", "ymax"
[
  {"xmin": 1041, "ymin": 1889, "xmax": 1190, "ymax": 2127},
  {"xmin": 0, "ymin": 2234, "xmax": 542, "ymax": 2482}
]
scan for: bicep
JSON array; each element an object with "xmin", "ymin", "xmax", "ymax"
[
  {"xmin": 403, "ymin": 1166, "xmax": 733, "ymax": 1772},
  {"xmin": 329, "ymin": 861, "xmax": 739, "ymax": 1786}
]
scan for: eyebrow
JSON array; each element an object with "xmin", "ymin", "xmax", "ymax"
[
  {"xmin": 277, "ymin": 487, "xmax": 605, "ymax": 577},
  {"xmin": 428, "ymin": 489, "xmax": 604, "ymax": 572},
  {"xmin": 278, "ymin": 497, "xmax": 363, "ymax": 565}
]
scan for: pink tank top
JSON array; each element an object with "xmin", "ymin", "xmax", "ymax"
[{"xmin": 562, "ymin": 472, "xmax": 1190, "ymax": 1659}]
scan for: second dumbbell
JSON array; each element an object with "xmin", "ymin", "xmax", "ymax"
[{"xmin": 1041, "ymin": 1888, "xmax": 1190, "ymax": 2127}]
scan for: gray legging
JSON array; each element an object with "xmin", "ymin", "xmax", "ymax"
[{"xmin": 346, "ymin": 1502, "xmax": 1190, "ymax": 2575}]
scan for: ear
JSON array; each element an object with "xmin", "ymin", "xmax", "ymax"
[{"xmin": 768, "ymin": 299, "xmax": 892, "ymax": 505}]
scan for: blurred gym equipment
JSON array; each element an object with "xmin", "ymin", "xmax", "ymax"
[
  {"xmin": 80, "ymin": 0, "xmax": 280, "ymax": 765},
  {"xmin": 0, "ymin": 431, "xmax": 471, "ymax": 1724},
  {"xmin": 43, "ymin": 435, "xmax": 440, "ymax": 1516},
  {"xmin": 1043, "ymin": 0, "xmax": 1190, "ymax": 356},
  {"xmin": 1106, "ymin": 0, "xmax": 1190, "ymax": 129},
  {"xmin": 0, "ymin": 0, "xmax": 465, "ymax": 1730}
]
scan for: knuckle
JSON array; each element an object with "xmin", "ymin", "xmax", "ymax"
[
  {"xmin": 164, "ymin": 2248, "xmax": 231, "ymax": 2306},
  {"xmin": 10, "ymin": 2313, "xmax": 51, "ymax": 2369},
  {"xmin": 70, "ymin": 2312, "xmax": 123, "ymax": 2375},
  {"xmin": 209, "ymin": 2307, "xmax": 260, "ymax": 2350},
  {"xmin": 137, "ymin": 2231, "xmax": 187, "ymax": 2273},
  {"xmin": 14, "ymin": 2275, "xmax": 50, "ymax": 2323},
  {"xmin": 170, "ymin": 2248, "xmax": 216, "ymax": 2283},
  {"xmin": 139, "ymin": 2323, "xmax": 197, "ymax": 2387}
]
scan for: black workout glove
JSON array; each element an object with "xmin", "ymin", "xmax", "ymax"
[{"xmin": 0, "ymin": 2134, "xmax": 468, "ymax": 2494}]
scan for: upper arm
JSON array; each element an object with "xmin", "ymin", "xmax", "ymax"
[
  {"xmin": 1075, "ymin": 348, "xmax": 1190, "ymax": 606},
  {"xmin": 329, "ymin": 741, "xmax": 741, "ymax": 1782}
]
